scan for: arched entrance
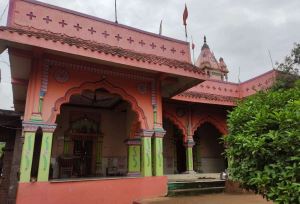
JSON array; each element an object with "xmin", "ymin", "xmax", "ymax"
[
  {"xmin": 193, "ymin": 122, "xmax": 225, "ymax": 173},
  {"xmin": 163, "ymin": 118, "xmax": 186, "ymax": 174},
  {"xmin": 50, "ymin": 88, "xmax": 141, "ymax": 179}
]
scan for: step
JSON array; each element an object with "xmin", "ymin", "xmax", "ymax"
[
  {"xmin": 168, "ymin": 186, "xmax": 225, "ymax": 197},
  {"xmin": 168, "ymin": 180, "xmax": 225, "ymax": 191}
]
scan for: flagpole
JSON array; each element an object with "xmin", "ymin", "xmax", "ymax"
[
  {"xmin": 159, "ymin": 20, "xmax": 162, "ymax": 35},
  {"xmin": 267, "ymin": 49, "xmax": 274, "ymax": 69},
  {"xmin": 115, "ymin": 0, "xmax": 118, "ymax": 23},
  {"xmin": 238, "ymin": 66, "xmax": 241, "ymax": 83}
]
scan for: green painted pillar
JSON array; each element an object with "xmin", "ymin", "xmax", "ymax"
[
  {"xmin": 140, "ymin": 130, "xmax": 153, "ymax": 177},
  {"xmin": 37, "ymin": 132, "xmax": 54, "ymax": 181},
  {"xmin": 126, "ymin": 138, "xmax": 141, "ymax": 176},
  {"xmin": 20, "ymin": 131, "xmax": 35, "ymax": 182},
  {"xmin": 153, "ymin": 129, "xmax": 166, "ymax": 176},
  {"xmin": 185, "ymin": 139, "xmax": 195, "ymax": 173},
  {"xmin": 95, "ymin": 133, "xmax": 104, "ymax": 176}
]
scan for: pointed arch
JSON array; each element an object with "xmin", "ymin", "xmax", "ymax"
[
  {"xmin": 192, "ymin": 114, "xmax": 227, "ymax": 135},
  {"xmin": 163, "ymin": 111, "xmax": 187, "ymax": 141},
  {"xmin": 48, "ymin": 79, "xmax": 148, "ymax": 129}
]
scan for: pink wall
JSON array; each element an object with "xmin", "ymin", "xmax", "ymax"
[
  {"xmin": 9, "ymin": 0, "xmax": 190, "ymax": 62},
  {"xmin": 16, "ymin": 176, "xmax": 167, "ymax": 204}
]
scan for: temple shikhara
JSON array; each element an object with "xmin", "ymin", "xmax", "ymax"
[{"xmin": 0, "ymin": 0, "xmax": 278, "ymax": 203}]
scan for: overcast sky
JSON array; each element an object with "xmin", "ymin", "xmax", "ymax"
[{"xmin": 0, "ymin": 0, "xmax": 300, "ymax": 110}]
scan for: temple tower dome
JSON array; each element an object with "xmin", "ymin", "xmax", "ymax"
[{"xmin": 195, "ymin": 36, "xmax": 229, "ymax": 81}]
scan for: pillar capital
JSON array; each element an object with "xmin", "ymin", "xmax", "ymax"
[
  {"xmin": 125, "ymin": 138, "xmax": 141, "ymax": 145},
  {"xmin": 22, "ymin": 121, "xmax": 57, "ymax": 132},
  {"xmin": 153, "ymin": 128, "xmax": 166, "ymax": 138},
  {"xmin": 184, "ymin": 139, "xmax": 195, "ymax": 148},
  {"xmin": 137, "ymin": 129, "xmax": 154, "ymax": 138}
]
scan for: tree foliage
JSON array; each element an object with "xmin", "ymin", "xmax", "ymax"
[{"xmin": 224, "ymin": 44, "xmax": 300, "ymax": 203}]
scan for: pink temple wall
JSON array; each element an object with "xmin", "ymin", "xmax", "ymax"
[{"xmin": 8, "ymin": 0, "xmax": 191, "ymax": 62}]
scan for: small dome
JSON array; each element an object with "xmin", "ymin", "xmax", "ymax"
[
  {"xmin": 195, "ymin": 36, "xmax": 220, "ymax": 70},
  {"xmin": 219, "ymin": 57, "xmax": 229, "ymax": 73}
]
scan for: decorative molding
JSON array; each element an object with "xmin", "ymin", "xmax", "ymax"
[
  {"xmin": 22, "ymin": 121, "xmax": 57, "ymax": 132},
  {"xmin": 53, "ymin": 68, "xmax": 69, "ymax": 83},
  {"xmin": 45, "ymin": 58, "xmax": 154, "ymax": 82},
  {"xmin": 178, "ymin": 91, "xmax": 238, "ymax": 103}
]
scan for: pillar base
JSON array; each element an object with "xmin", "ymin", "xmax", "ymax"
[
  {"xmin": 127, "ymin": 172, "xmax": 141, "ymax": 177},
  {"xmin": 183, "ymin": 170, "xmax": 197, "ymax": 174}
]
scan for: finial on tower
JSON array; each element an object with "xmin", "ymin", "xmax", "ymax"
[{"xmin": 204, "ymin": 35, "xmax": 207, "ymax": 44}]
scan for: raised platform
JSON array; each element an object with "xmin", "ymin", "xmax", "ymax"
[{"xmin": 16, "ymin": 176, "xmax": 167, "ymax": 204}]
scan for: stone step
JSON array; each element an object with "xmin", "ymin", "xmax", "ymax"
[
  {"xmin": 168, "ymin": 180, "xmax": 225, "ymax": 191},
  {"xmin": 168, "ymin": 186, "xmax": 225, "ymax": 197}
]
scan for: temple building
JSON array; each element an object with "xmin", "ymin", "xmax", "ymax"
[{"xmin": 0, "ymin": 0, "xmax": 277, "ymax": 203}]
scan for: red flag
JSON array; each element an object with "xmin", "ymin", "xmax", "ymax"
[
  {"xmin": 183, "ymin": 4, "xmax": 188, "ymax": 26},
  {"xmin": 192, "ymin": 42, "xmax": 195, "ymax": 50}
]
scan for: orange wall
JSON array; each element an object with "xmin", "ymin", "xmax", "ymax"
[{"xmin": 16, "ymin": 176, "xmax": 167, "ymax": 204}]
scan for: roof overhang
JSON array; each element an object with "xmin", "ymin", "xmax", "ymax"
[{"xmin": 0, "ymin": 28, "xmax": 206, "ymax": 112}]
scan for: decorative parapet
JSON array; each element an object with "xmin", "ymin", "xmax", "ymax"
[
  {"xmin": 8, "ymin": 0, "xmax": 191, "ymax": 62},
  {"xmin": 173, "ymin": 70, "xmax": 278, "ymax": 106}
]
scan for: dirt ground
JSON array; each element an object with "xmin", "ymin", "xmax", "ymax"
[{"xmin": 141, "ymin": 193, "xmax": 273, "ymax": 204}]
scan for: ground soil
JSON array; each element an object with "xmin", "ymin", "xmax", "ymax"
[{"xmin": 141, "ymin": 193, "xmax": 273, "ymax": 204}]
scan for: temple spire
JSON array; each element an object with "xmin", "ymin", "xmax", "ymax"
[{"xmin": 201, "ymin": 35, "xmax": 209, "ymax": 50}]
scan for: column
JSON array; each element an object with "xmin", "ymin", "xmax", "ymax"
[
  {"xmin": 185, "ymin": 139, "xmax": 195, "ymax": 173},
  {"xmin": 95, "ymin": 133, "xmax": 104, "ymax": 176},
  {"xmin": 126, "ymin": 138, "xmax": 141, "ymax": 176},
  {"xmin": 140, "ymin": 130, "xmax": 153, "ymax": 177},
  {"xmin": 152, "ymin": 128, "xmax": 166, "ymax": 176},
  {"xmin": 37, "ymin": 131, "xmax": 54, "ymax": 181},
  {"xmin": 19, "ymin": 131, "xmax": 35, "ymax": 182}
]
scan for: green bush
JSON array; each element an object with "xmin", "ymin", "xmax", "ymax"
[{"xmin": 224, "ymin": 80, "xmax": 300, "ymax": 203}]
